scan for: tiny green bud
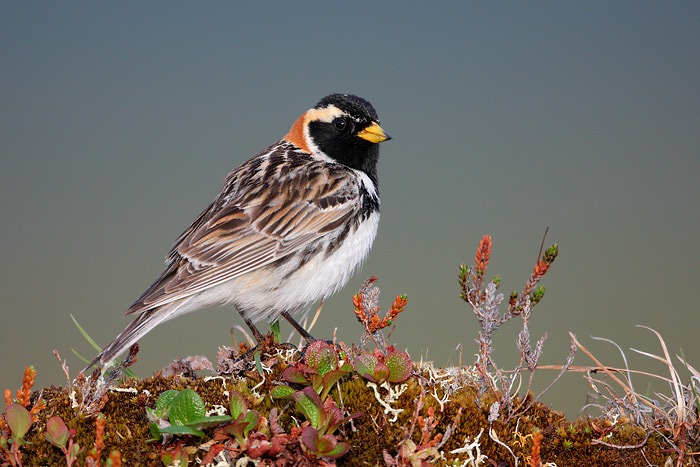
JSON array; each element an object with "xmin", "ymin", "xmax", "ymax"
[
  {"xmin": 459, "ymin": 264, "xmax": 468, "ymax": 278},
  {"xmin": 531, "ymin": 286, "xmax": 546, "ymax": 304},
  {"xmin": 544, "ymin": 244, "xmax": 559, "ymax": 263}
]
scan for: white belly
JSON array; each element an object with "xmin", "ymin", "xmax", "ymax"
[{"xmin": 192, "ymin": 211, "xmax": 380, "ymax": 323}]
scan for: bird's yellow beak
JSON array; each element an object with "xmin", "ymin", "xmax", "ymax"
[{"xmin": 357, "ymin": 122, "xmax": 391, "ymax": 143}]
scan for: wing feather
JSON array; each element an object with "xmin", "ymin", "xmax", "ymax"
[{"xmin": 126, "ymin": 145, "xmax": 361, "ymax": 314}]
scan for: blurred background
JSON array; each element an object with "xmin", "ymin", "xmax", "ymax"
[{"xmin": 2, "ymin": 2, "xmax": 698, "ymax": 418}]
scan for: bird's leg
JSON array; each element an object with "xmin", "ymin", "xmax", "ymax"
[
  {"xmin": 235, "ymin": 314, "xmax": 300, "ymax": 364},
  {"xmin": 281, "ymin": 310, "xmax": 316, "ymax": 343},
  {"xmin": 243, "ymin": 316, "xmax": 266, "ymax": 343}
]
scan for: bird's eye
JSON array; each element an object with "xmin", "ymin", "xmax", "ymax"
[{"xmin": 333, "ymin": 117, "xmax": 348, "ymax": 132}]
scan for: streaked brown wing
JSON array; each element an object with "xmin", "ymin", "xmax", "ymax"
[{"xmin": 126, "ymin": 160, "xmax": 358, "ymax": 314}]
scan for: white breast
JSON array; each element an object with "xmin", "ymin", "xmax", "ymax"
[{"xmin": 193, "ymin": 210, "xmax": 380, "ymax": 323}]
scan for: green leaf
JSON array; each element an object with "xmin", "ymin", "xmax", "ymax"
[
  {"xmin": 271, "ymin": 385, "xmax": 296, "ymax": 399},
  {"xmin": 223, "ymin": 419, "xmax": 251, "ymax": 445},
  {"xmin": 229, "ymin": 391, "xmax": 247, "ymax": 419},
  {"xmin": 5, "ymin": 404, "xmax": 32, "ymax": 439},
  {"xmin": 292, "ymin": 387, "xmax": 323, "ymax": 430},
  {"xmin": 242, "ymin": 410, "xmax": 260, "ymax": 438},
  {"xmin": 321, "ymin": 440, "xmax": 351, "ymax": 458},
  {"xmin": 220, "ymin": 410, "xmax": 259, "ymax": 445},
  {"xmin": 319, "ymin": 367, "xmax": 352, "ymax": 400},
  {"xmin": 321, "ymin": 397, "xmax": 343, "ymax": 428},
  {"xmin": 304, "ymin": 341, "xmax": 338, "ymax": 376},
  {"xmin": 353, "ymin": 353, "xmax": 380, "ymax": 382},
  {"xmin": 270, "ymin": 320, "xmax": 281, "ymax": 342},
  {"xmin": 44, "ymin": 416, "xmax": 69, "ymax": 448},
  {"xmin": 385, "ymin": 350, "xmax": 413, "ymax": 383},
  {"xmin": 313, "ymin": 433, "xmax": 338, "ymax": 454},
  {"xmin": 300, "ymin": 427, "xmax": 349, "ymax": 459},
  {"xmin": 254, "ymin": 351, "xmax": 264, "ymax": 375},
  {"xmin": 168, "ymin": 389, "xmax": 206, "ymax": 426},
  {"xmin": 148, "ymin": 422, "xmax": 163, "ymax": 441},
  {"xmin": 68, "ymin": 442, "xmax": 81, "ymax": 459},
  {"xmin": 372, "ymin": 362, "xmax": 390, "ymax": 382},
  {"xmin": 154, "ymin": 390, "xmax": 180, "ymax": 418},
  {"xmin": 185, "ymin": 415, "xmax": 233, "ymax": 429},
  {"xmin": 300, "ymin": 425, "xmax": 319, "ymax": 450},
  {"xmin": 282, "ymin": 366, "xmax": 310, "ymax": 385},
  {"xmin": 159, "ymin": 425, "xmax": 205, "ymax": 437},
  {"xmin": 321, "ymin": 367, "xmax": 351, "ymax": 390}
]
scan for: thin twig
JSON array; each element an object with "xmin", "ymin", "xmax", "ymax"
[
  {"xmin": 536, "ymin": 226, "xmax": 550, "ymax": 264},
  {"xmin": 591, "ymin": 431, "xmax": 650, "ymax": 449}
]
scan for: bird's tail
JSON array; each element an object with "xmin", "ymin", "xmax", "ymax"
[{"xmin": 83, "ymin": 301, "xmax": 186, "ymax": 373}]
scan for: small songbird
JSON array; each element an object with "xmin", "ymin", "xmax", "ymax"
[{"xmin": 86, "ymin": 93, "xmax": 390, "ymax": 370}]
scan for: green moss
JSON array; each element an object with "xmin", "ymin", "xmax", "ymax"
[{"xmin": 2, "ymin": 364, "xmax": 693, "ymax": 467}]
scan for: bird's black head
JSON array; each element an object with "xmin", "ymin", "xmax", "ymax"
[
  {"xmin": 315, "ymin": 94, "xmax": 380, "ymax": 123},
  {"xmin": 305, "ymin": 94, "xmax": 390, "ymax": 181}
]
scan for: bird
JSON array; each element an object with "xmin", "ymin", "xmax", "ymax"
[{"xmin": 85, "ymin": 93, "xmax": 391, "ymax": 370}]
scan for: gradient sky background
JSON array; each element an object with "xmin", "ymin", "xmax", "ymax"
[{"xmin": 2, "ymin": 2, "xmax": 699, "ymax": 417}]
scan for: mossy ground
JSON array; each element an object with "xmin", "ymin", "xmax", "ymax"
[{"xmin": 7, "ymin": 361, "xmax": 688, "ymax": 467}]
